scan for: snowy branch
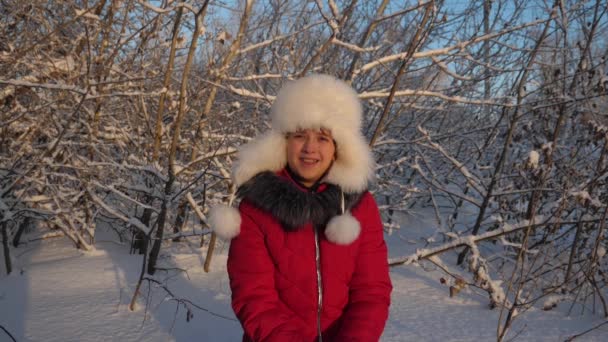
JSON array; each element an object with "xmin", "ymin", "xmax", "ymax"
[
  {"xmin": 330, "ymin": 37, "xmax": 380, "ymax": 53},
  {"xmin": 411, "ymin": 161, "xmax": 483, "ymax": 207},
  {"xmin": 389, "ymin": 217, "xmax": 601, "ymax": 266},
  {"xmin": 87, "ymin": 189, "xmax": 150, "ymax": 235},
  {"xmin": 417, "ymin": 125, "xmax": 485, "ymax": 195},
  {"xmin": 0, "ymin": 79, "xmax": 87, "ymax": 95},
  {"xmin": 359, "ymin": 88, "xmax": 513, "ymax": 107},
  {"xmin": 226, "ymin": 85, "xmax": 275, "ymax": 101},
  {"xmin": 353, "ymin": 17, "xmax": 553, "ymax": 78},
  {"xmin": 237, "ymin": 21, "xmax": 324, "ymax": 55},
  {"xmin": 91, "ymin": 181, "xmax": 159, "ymax": 213},
  {"xmin": 224, "ymin": 73, "xmax": 284, "ymax": 81}
]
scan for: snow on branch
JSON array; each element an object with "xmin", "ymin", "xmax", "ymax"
[
  {"xmin": 186, "ymin": 192, "xmax": 207, "ymax": 223},
  {"xmin": 87, "ymin": 189, "xmax": 150, "ymax": 235},
  {"xmin": 226, "ymin": 85, "xmax": 275, "ymax": 101},
  {"xmin": 468, "ymin": 239, "xmax": 509, "ymax": 308},
  {"xmin": 91, "ymin": 181, "xmax": 159, "ymax": 213},
  {"xmin": 330, "ymin": 37, "xmax": 380, "ymax": 53},
  {"xmin": 237, "ymin": 21, "xmax": 323, "ymax": 55},
  {"xmin": 177, "ymin": 147, "xmax": 238, "ymax": 176},
  {"xmin": 136, "ymin": 0, "xmax": 196, "ymax": 15},
  {"xmin": 373, "ymin": 1, "xmax": 431, "ymax": 23},
  {"xmin": 86, "ymin": 89, "xmax": 169, "ymax": 99},
  {"xmin": 416, "ymin": 125, "xmax": 485, "ymax": 195},
  {"xmin": 123, "ymin": 162, "xmax": 167, "ymax": 182},
  {"xmin": 136, "ymin": 0, "xmax": 172, "ymax": 13},
  {"xmin": 375, "ymin": 156, "xmax": 409, "ymax": 170},
  {"xmin": 359, "ymin": 88, "xmax": 513, "ymax": 107},
  {"xmin": 353, "ymin": 17, "xmax": 553, "ymax": 79},
  {"xmin": 411, "ymin": 160, "xmax": 482, "ymax": 208},
  {"xmin": 0, "ymin": 75, "xmax": 38, "ymax": 101},
  {"xmin": 0, "ymin": 79, "xmax": 87, "ymax": 95},
  {"xmin": 327, "ymin": 0, "xmax": 340, "ymax": 21},
  {"xmin": 388, "ymin": 217, "xmax": 600, "ymax": 266},
  {"xmin": 315, "ymin": 0, "xmax": 340, "ymax": 34},
  {"xmin": 165, "ymin": 229, "xmax": 211, "ymax": 240},
  {"xmin": 0, "ymin": 197, "xmax": 13, "ymax": 222},
  {"xmin": 0, "ymin": 79, "xmax": 167, "ymax": 100},
  {"xmin": 224, "ymin": 73, "xmax": 284, "ymax": 81},
  {"xmin": 570, "ymin": 190, "xmax": 605, "ymax": 208},
  {"xmin": 431, "ymin": 56, "xmax": 472, "ymax": 81}
]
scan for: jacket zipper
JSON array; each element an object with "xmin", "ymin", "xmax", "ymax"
[{"xmin": 314, "ymin": 227, "xmax": 323, "ymax": 342}]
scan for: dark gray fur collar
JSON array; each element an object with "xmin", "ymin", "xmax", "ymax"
[{"xmin": 236, "ymin": 171, "xmax": 365, "ymax": 231}]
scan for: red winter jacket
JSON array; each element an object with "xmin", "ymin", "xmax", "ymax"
[{"xmin": 227, "ymin": 169, "xmax": 392, "ymax": 342}]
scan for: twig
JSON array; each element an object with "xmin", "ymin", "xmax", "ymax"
[
  {"xmin": 389, "ymin": 218, "xmax": 601, "ymax": 266},
  {"xmin": 143, "ymin": 277, "xmax": 237, "ymax": 321},
  {"xmin": 564, "ymin": 320, "xmax": 608, "ymax": 341},
  {"xmin": 0, "ymin": 325, "xmax": 17, "ymax": 342}
]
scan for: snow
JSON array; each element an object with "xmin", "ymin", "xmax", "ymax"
[
  {"xmin": 1, "ymin": 236, "xmax": 239, "ymax": 342},
  {"xmin": 597, "ymin": 246, "xmax": 606, "ymax": 259},
  {"xmin": 74, "ymin": 9, "xmax": 100, "ymax": 21},
  {"xmin": 527, "ymin": 150, "xmax": 540, "ymax": 169},
  {"xmin": 543, "ymin": 295, "xmax": 567, "ymax": 311},
  {"xmin": 1, "ymin": 213, "xmax": 607, "ymax": 341},
  {"xmin": 569, "ymin": 190, "xmax": 604, "ymax": 208},
  {"xmin": 383, "ymin": 264, "xmax": 606, "ymax": 341}
]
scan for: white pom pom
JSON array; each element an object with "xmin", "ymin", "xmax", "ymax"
[
  {"xmin": 325, "ymin": 213, "xmax": 360, "ymax": 245},
  {"xmin": 209, "ymin": 204, "xmax": 241, "ymax": 240}
]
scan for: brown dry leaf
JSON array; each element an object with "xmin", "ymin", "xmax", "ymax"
[
  {"xmin": 449, "ymin": 285, "xmax": 461, "ymax": 297},
  {"xmin": 449, "ymin": 277, "xmax": 467, "ymax": 297}
]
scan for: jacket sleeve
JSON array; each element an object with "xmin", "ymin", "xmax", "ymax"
[
  {"xmin": 227, "ymin": 201, "xmax": 310, "ymax": 342},
  {"xmin": 335, "ymin": 192, "xmax": 392, "ymax": 341}
]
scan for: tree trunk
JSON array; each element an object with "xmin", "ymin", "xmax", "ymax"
[
  {"xmin": 12, "ymin": 217, "xmax": 30, "ymax": 247},
  {"xmin": 203, "ymin": 232, "xmax": 216, "ymax": 273},
  {"xmin": 2, "ymin": 221, "xmax": 12, "ymax": 275},
  {"xmin": 129, "ymin": 233, "xmax": 149, "ymax": 311},
  {"xmin": 132, "ymin": 206, "xmax": 152, "ymax": 255},
  {"xmin": 147, "ymin": 184, "xmax": 170, "ymax": 275},
  {"xmin": 172, "ymin": 201, "xmax": 188, "ymax": 242},
  {"xmin": 148, "ymin": 2, "xmax": 210, "ymax": 275}
]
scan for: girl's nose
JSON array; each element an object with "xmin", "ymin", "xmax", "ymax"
[{"xmin": 302, "ymin": 135, "xmax": 317, "ymax": 152}]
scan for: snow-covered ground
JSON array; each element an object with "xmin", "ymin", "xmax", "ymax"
[{"xmin": 1, "ymin": 214, "xmax": 607, "ymax": 342}]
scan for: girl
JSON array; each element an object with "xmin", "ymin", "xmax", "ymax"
[{"xmin": 211, "ymin": 74, "xmax": 392, "ymax": 342}]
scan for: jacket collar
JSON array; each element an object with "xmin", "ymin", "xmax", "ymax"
[
  {"xmin": 236, "ymin": 169, "xmax": 363, "ymax": 232},
  {"xmin": 283, "ymin": 166, "xmax": 329, "ymax": 193}
]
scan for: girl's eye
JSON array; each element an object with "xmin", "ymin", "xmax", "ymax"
[{"xmin": 319, "ymin": 136, "xmax": 330, "ymax": 142}]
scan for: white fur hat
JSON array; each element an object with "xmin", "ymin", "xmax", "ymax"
[
  {"xmin": 212, "ymin": 74, "xmax": 374, "ymax": 244},
  {"xmin": 233, "ymin": 74, "xmax": 374, "ymax": 192}
]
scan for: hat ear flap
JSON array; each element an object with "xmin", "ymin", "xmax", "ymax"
[
  {"xmin": 209, "ymin": 204, "xmax": 241, "ymax": 240},
  {"xmin": 232, "ymin": 131, "xmax": 287, "ymax": 187},
  {"xmin": 325, "ymin": 129, "xmax": 374, "ymax": 193}
]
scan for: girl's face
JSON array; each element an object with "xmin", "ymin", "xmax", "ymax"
[{"xmin": 286, "ymin": 128, "xmax": 336, "ymax": 187}]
